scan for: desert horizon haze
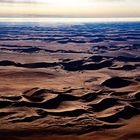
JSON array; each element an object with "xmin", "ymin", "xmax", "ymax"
[
  {"xmin": 0, "ymin": 17, "xmax": 140, "ymax": 23},
  {"xmin": 0, "ymin": 0, "xmax": 140, "ymax": 17}
]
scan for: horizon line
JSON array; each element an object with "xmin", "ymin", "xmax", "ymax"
[
  {"xmin": 0, "ymin": 17, "xmax": 140, "ymax": 23},
  {"xmin": 0, "ymin": 16, "xmax": 140, "ymax": 18}
]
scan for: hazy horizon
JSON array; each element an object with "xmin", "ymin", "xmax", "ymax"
[{"xmin": 0, "ymin": 17, "xmax": 140, "ymax": 23}]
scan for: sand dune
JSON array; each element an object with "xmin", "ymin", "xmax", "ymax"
[
  {"xmin": 0, "ymin": 22, "xmax": 140, "ymax": 139},
  {"xmin": 0, "ymin": 76, "xmax": 139, "ymax": 135}
]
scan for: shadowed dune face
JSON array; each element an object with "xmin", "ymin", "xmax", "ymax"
[
  {"xmin": 0, "ymin": 22, "xmax": 140, "ymax": 139},
  {"xmin": 101, "ymin": 77, "xmax": 133, "ymax": 88}
]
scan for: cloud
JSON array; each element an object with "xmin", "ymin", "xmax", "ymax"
[
  {"xmin": 0, "ymin": 0, "xmax": 139, "ymax": 18},
  {"xmin": 0, "ymin": 0, "xmax": 37, "ymax": 4}
]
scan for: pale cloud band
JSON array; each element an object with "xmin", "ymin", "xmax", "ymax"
[
  {"xmin": 0, "ymin": 0, "xmax": 139, "ymax": 17},
  {"xmin": 0, "ymin": 0, "xmax": 37, "ymax": 3}
]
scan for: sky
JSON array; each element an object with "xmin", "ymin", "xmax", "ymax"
[{"xmin": 0, "ymin": 0, "xmax": 140, "ymax": 18}]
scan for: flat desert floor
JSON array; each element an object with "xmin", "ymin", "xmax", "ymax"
[{"xmin": 0, "ymin": 22, "xmax": 140, "ymax": 140}]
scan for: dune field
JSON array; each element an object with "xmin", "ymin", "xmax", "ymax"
[{"xmin": 0, "ymin": 22, "xmax": 140, "ymax": 140}]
